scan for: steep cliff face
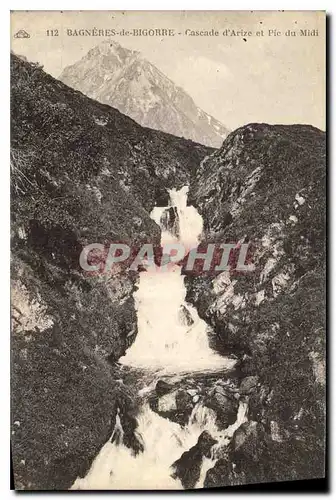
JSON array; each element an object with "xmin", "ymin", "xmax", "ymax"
[
  {"xmin": 59, "ymin": 41, "xmax": 230, "ymax": 147},
  {"xmin": 10, "ymin": 53, "xmax": 210, "ymax": 490},
  {"xmin": 186, "ymin": 123, "xmax": 326, "ymax": 484}
]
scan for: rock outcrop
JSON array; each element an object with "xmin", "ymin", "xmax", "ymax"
[
  {"xmin": 172, "ymin": 431, "xmax": 218, "ymax": 489},
  {"xmin": 186, "ymin": 123, "xmax": 326, "ymax": 485}
]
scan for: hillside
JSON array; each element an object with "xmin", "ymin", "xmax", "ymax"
[
  {"xmin": 59, "ymin": 41, "xmax": 230, "ymax": 147},
  {"xmin": 10, "ymin": 51, "xmax": 326, "ymax": 489},
  {"xmin": 186, "ymin": 123, "xmax": 326, "ymax": 485},
  {"xmin": 10, "ymin": 52, "xmax": 210, "ymax": 490}
]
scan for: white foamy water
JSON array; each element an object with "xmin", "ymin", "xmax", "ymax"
[
  {"xmin": 72, "ymin": 400, "xmax": 248, "ymax": 491},
  {"xmin": 71, "ymin": 186, "xmax": 245, "ymax": 490},
  {"xmin": 151, "ymin": 186, "xmax": 203, "ymax": 247},
  {"xmin": 72, "ymin": 403, "xmax": 212, "ymax": 490},
  {"xmin": 120, "ymin": 266, "xmax": 234, "ymax": 373},
  {"xmin": 121, "ymin": 186, "xmax": 234, "ymax": 374}
]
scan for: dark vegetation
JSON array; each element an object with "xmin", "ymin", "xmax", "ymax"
[
  {"xmin": 10, "ymin": 53, "xmax": 210, "ymax": 490},
  {"xmin": 11, "ymin": 52, "xmax": 326, "ymax": 490},
  {"xmin": 186, "ymin": 123, "xmax": 326, "ymax": 485}
]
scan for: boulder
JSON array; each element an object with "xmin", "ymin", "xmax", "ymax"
[
  {"xmin": 155, "ymin": 389, "xmax": 194, "ymax": 426},
  {"xmin": 187, "ymin": 389, "xmax": 198, "ymax": 397},
  {"xmin": 178, "ymin": 305, "xmax": 194, "ymax": 326},
  {"xmin": 204, "ymin": 457, "xmax": 232, "ymax": 488},
  {"xmin": 157, "ymin": 391, "xmax": 178, "ymax": 413},
  {"xmin": 239, "ymin": 376, "xmax": 259, "ymax": 395},
  {"xmin": 204, "ymin": 386, "xmax": 238, "ymax": 427},
  {"xmin": 155, "ymin": 379, "xmax": 174, "ymax": 397},
  {"xmin": 231, "ymin": 420, "xmax": 265, "ymax": 462},
  {"xmin": 176, "ymin": 390, "xmax": 194, "ymax": 411},
  {"xmin": 197, "ymin": 430, "xmax": 218, "ymax": 456},
  {"xmin": 171, "ymin": 431, "xmax": 217, "ymax": 489},
  {"xmin": 214, "ymin": 383, "xmax": 234, "ymax": 399}
]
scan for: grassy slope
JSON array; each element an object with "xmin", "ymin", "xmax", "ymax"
[{"xmin": 10, "ymin": 53, "xmax": 210, "ymax": 490}]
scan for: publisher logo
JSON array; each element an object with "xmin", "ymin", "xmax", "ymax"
[{"xmin": 14, "ymin": 30, "xmax": 30, "ymax": 39}]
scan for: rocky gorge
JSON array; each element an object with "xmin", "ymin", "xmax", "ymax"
[
  {"xmin": 11, "ymin": 53, "xmax": 326, "ymax": 490},
  {"xmin": 10, "ymin": 53, "xmax": 210, "ymax": 489}
]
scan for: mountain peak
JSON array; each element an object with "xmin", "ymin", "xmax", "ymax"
[
  {"xmin": 85, "ymin": 40, "xmax": 140, "ymax": 65},
  {"xmin": 60, "ymin": 42, "xmax": 230, "ymax": 147}
]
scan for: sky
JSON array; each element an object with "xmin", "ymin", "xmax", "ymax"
[{"xmin": 11, "ymin": 10, "xmax": 326, "ymax": 131}]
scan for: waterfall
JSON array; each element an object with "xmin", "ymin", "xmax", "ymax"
[
  {"xmin": 120, "ymin": 186, "xmax": 234, "ymax": 374},
  {"xmin": 71, "ymin": 186, "xmax": 246, "ymax": 490}
]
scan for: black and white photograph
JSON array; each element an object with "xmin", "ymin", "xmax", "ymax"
[{"xmin": 10, "ymin": 9, "xmax": 326, "ymax": 491}]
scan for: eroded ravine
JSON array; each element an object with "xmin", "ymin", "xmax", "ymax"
[{"xmin": 72, "ymin": 186, "xmax": 247, "ymax": 490}]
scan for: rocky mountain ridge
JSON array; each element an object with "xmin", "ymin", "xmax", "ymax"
[{"xmin": 59, "ymin": 40, "xmax": 230, "ymax": 147}]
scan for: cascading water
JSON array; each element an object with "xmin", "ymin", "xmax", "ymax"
[
  {"xmin": 120, "ymin": 185, "xmax": 235, "ymax": 374},
  {"xmin": 71, "ymin": 186, "xmax": 247, "ymax": 490}
]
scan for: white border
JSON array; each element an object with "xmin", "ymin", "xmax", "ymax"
[
  {"xmin": 1, "ymin": 1, "xmax": 332, "ymax": 498},
  {"xmin": 4, "ymin": 1, "xmax": 331, "ymax": 10}
]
